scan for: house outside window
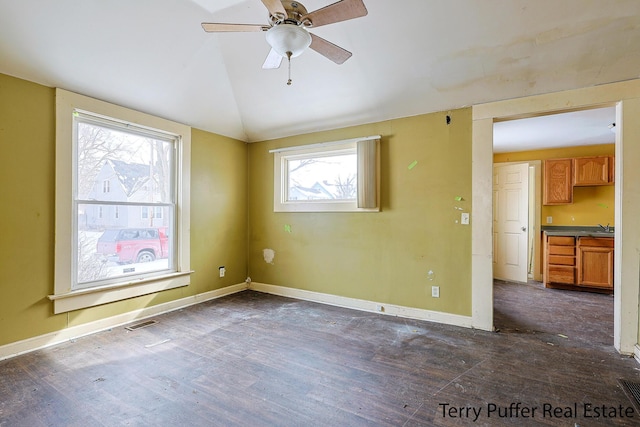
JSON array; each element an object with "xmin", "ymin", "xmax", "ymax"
[
  {"xmin": 140, "ymin": 206, "xmax": 164, "ymax": 225},
  {"xmin": 154, "ymin": 206, "xmax": 163, "ymax": 219},
  {"xmin": 52, "ymin": 89, "xmax": 191, "ymax": 314}
]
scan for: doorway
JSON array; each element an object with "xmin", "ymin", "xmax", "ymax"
[
  {"xmin": 491, "ymin": 107, "xmax": 616, "ymax": 283},
  {"xmin": 471, "ymin": 79, "xmax": 640, "ymax": 355},
  {"xmin": 491, "ymin": 108, "xmax": 616, "ymax": 338}
]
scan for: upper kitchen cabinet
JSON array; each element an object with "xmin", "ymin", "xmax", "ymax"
[
  {"xmin": 544, "ymin": 158, "xmax": 573, "ymax": 205},
  {"xmin": 573, "ymin": 156, "xmax": 614, "ymax": 186}
]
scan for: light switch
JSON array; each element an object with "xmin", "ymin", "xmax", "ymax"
[{"xmin": 461, "ymin": 212, "xmax": 470, "ymax": 225}]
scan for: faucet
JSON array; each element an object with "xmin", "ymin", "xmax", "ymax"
[{"xmin": 598, "ymin": 223, "xmax": 611, "ymax": 232}]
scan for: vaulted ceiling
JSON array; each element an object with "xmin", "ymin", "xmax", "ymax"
[{"xmin": 1, "ymin": 0, "xmax": 638, "ymax": 143}]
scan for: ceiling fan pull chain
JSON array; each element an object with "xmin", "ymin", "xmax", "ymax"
[{"xmin": 286, "ymin": 51, "xmax": 293, "ymax": 85}]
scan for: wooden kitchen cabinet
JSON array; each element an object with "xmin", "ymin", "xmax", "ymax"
[
  {"xmin": 544, "ymin": 234, "xmax": 614, "ymax": 292},
  {"xmin": 543, "ymin": 159, "xmax": 573, "ymax": 205},
  {"xmin": 577, "ymin": 237, "xmax": 614, "ymax": 290},
  {"xmin": 573, "ymin": 156, "xmax": 613, "ymax": 186},
  {"xmin": 544, "ymin": 236, "xmax": 576, "ymax": 285}
]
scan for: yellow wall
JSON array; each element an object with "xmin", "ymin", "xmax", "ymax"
[
  {"xmin": 248, "ymin": 109, "xmax": 473, "ymax": 315},
  {"xmin": 0, "ymin": 73, "xmax": 248, "ymax": 346},
  {"xmin": 494, "ymin": 144, "xmax": 615, "ymax": 226}
]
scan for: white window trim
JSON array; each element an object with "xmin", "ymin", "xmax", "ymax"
[
  {"xmin": 51, "ymin": 89, "xmax": 192, "ymax": 314},
  {"xmin": 271, "ymin": 136, "xmax": 381, "ymax": 212}
]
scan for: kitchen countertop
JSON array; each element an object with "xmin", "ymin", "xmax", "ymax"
[{"xmin": 541, "ymin": 225, "xmax": 614, "ymax": 238}]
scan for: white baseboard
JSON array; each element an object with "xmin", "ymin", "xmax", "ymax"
[
  {"xmin": 248, "ymin": 282, "xmax": 473, "ymax": 328},
  {"xmin": 2, "ymin": 281, "xmax": 478, "ymax": 362},
  {"xmin": 0, "ymin": 282, "xmax": 248, "ymax": 361}
]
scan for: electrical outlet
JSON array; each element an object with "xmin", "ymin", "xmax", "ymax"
[
  {"xmin": 432, "ymin": 286, "xmax": 440, "ymax": 298},
  {"xmin": 219, "ymin": 266, "xmax": 225, "ymax": 278},
  {"xmin": 461, "ymin": 212, "xmax": 470, "ymax": 225},
  {"xmin": 546, "ymin": 216, "xmax": 553, "ymax": 224}
]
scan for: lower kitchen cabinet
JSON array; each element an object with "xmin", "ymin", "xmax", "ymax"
[
  {"xmin": 577, "ymin": 237, "xmax": 614, "ymax": 289},
  {"xmin": 544, "ymin": 233, "xmax": 614, "ymax": 292},
  {"xmin": 545, "ymin": 236, "xmax": 576, "ymax": 284}
]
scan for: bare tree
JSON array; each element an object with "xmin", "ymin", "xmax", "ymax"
[
  {"xmin": 144, "ymin": 138, "xmax": 172, "ymax": 226},
  {"xmin": 76, "ymin": 122, "xmax": 133, "ymax": 197},
  {"xmin": 151, "ymin": 139, "xmax": 171, "ymax": 202},
  {"xmin": 289, "ymin": 158, "xmax": 319, "ymax": 173},
  {"xmin": 77, "ymin": 231, "xmax": 109, "ymax": 283},
  {"xmin": 333, "ymin": 174, "xmax": 357, "ymax": 199}
]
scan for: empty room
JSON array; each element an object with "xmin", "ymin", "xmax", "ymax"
[{"xmin": 2, "ymin": 1, "xmax": 640, "ymax": 425}]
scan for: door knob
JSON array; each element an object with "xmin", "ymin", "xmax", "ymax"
[{"xmin": 521, "ymin": 226, "xmax": 527, "ymax": 231}]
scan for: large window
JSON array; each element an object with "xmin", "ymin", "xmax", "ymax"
[
  {"xmin": 74, "ymin": 112, "xmax": 176, "ymax": 287},
  {"xmin": 271, "ymin": 136, "xmax": 380, "ymax": 212},
  {"xmin": 52, "ymin": 89, "xmax": 191, "ymax": 314}
]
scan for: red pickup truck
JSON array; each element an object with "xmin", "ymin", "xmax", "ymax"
[{"xmin": 97, "ymin": 227, "xmax": 169, "ymax": 264}]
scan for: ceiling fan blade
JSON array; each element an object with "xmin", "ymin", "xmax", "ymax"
[
  {"xmin": 262, "ymin": 48, "xmax": 283, "ymax": 69},
  {"xmin": 261, "ymin": 0, "xmax": 287, "ymax": 19},
  {"xmin": 201, "ymin": 23, "xmax": 268, "ymax": 32},
  {"xmin": 302, "ymin": 0, "xmax": 368, "ymax": 28},
  {"xmin": 309, "ymin": 33, "xmax": 352, "ymax": 64}
]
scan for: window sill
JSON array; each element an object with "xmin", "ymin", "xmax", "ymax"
[
  {"xmin": 48, "ymin": 271, "xmax": 193, "ymax": 314},
  {"xmin": 275, "ymin": 201, "xmax": 380, "ymax": 213}
]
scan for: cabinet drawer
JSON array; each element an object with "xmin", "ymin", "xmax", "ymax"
[
  {"xmin": 548, "ymin": 266, "xmax": 575, "ymax": 284},
  {"xmin": 549, "ymin": 255, "xmax": 575, "ymax": 266},
  {"xmin": 578, "ymin": 237, "xmax": 614, "ymax": 248},
  {"xmin": 548, "ymin": 236, "xmax": 575, "ymax": 246},
  {"xmin": 549, "ymin": 245, "xmax": 575, "ymax": 256}
]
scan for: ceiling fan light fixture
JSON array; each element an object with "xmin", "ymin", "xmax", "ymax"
[{"xmin": 265, "ymin": 23, "xmax": 311, "ymax": 58}]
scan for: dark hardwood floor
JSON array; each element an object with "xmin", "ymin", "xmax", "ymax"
[{"xmin": 1, "ymin": 282, "xmax": 639, "ymax": 426}]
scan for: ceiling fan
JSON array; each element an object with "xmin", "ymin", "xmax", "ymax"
[{"xmin": 201, "ymin": 0, "xmax": 368, "ymax": 85}]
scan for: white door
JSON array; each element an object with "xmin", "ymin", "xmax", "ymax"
[{"xmin": 493, "ymin": 163, "xmax": 529, "ymax": 282}]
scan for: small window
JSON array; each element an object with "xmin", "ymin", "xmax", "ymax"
[
  {"xmin": 141, "ymin": 206, "xmax": 150, "ymax": 219},
  {"xmin": 287, "ymin": 151, "xmax": 357, "ymax": 201},
  {"xmin": 271, "ymin": 136, "xmax": 380, "ymax": 212},
  {"xmin": 103, "ymin": 180, "xmax": 110, "ymax": 193}
]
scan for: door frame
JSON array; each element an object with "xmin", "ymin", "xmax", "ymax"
[{"xmin": 470, "ymin": 79, "xmax": 640, "ymax": 356}]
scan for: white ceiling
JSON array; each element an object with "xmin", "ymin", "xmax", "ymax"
[
  {"xmin": 493, "ymin": 106, "xmax": 616, "ymax": 153},
  {"xmin": 0, "ymin": 0, "xmax": 638, "ymax": 143}
]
